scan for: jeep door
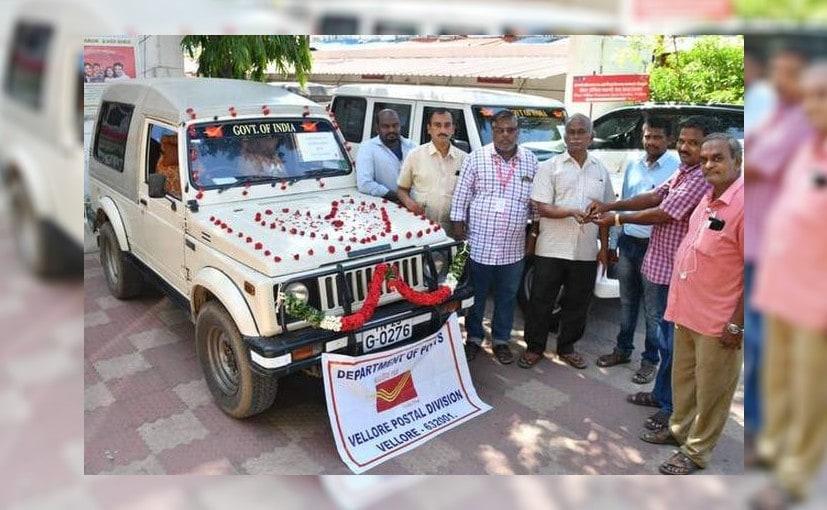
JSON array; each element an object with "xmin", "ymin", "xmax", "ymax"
[{"xmin": 136, "ymin": 119, "xmax": 186, "ymax": 292}]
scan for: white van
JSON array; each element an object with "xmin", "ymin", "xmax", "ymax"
[{"xmin": 330, "ymin": 83, "xmax": 567, "ymax": 161}]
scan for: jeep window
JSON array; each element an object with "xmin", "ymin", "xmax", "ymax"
[
  {"xmin": 473, "ymin": 106, "xmax": 566, "ymax": 160},
  {"xmin": 370, "ymin": 102, "xmax": 412, "ymax": 138},
  {"xmin": 592, "ymin": 111, "xmax": 640, "ymax": 150},
  {"xmin": 4, "ymin": 22, "xmax": 53, "ymax": 109},
  {"xmin": 93, "ymin": 101, "xmax": 134, "ymax": 172},
  {"xmin": 146, "ymin": 123, "xmax": 182, "ymax": 199},
  {"xmin": 420, "ymin": 106, "xmax": 471, "ymax": 153},
  {"xmin": 330, "ymin": 96, "xmax": 366, "ymax": 143},
  {"xmin": 187, "ymin": 118, "xmax": 351, "ymax": 189}
]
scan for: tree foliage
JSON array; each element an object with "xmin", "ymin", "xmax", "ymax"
[
  {"xmin": 649, "ymin": 36, "xmax": 744, "ymax": 104},
  {"xmin": 181, "ymin": 36, "xmax": 312, "ymax": 84}
]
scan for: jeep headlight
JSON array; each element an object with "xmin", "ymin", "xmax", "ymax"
[{"xmin": 284, "ymin": 282, "xmax": 309, "ymax": 304}]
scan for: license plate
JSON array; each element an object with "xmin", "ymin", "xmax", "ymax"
[{"xmin": 359, "ymin": 319, "xmax": 413, "ymax": 352}]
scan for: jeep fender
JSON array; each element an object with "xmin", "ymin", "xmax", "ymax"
[
  {"xmin": 192, "ymin": 267, "xmax": 259, "ymax": 337},
  {"xmin": 97, "ymin": 196, "xmax": 130, "ymax": 251}
]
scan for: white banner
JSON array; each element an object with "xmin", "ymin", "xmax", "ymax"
[{"xmin": 322, "ymin": 314, "xmax": 491, "ymax": 474}]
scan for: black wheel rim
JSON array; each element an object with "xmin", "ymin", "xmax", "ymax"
[{"xmin": 207, "ymin": 327, "xmax": 239, "ymax": 395}]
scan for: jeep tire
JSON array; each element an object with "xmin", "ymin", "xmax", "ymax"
[
  {"xmin": 196, "ymin": 301, "xmax": 278, "ymax": 418},
  {"xmin": 98, "ymin": 221, "xmax": 143, "ymax": 299},
  {"xmin": 8, "ymin": 177, "xmax": 80, "ymax": 276}
]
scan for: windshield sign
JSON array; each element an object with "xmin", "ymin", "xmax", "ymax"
[{"xmin": 187, "ymin": 118, "xmax": 351, "ymax": 189}]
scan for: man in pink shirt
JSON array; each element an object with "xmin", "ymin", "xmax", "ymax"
[
  {"xmin": 750, "ymin": 62, "xmax": 827, "ymax": 509},
  {"xmin": 743, "ymin": 45, "xmax": 812, "ymax": 454},
  {"xmin": 640, "ymin": 133, "xmax": 744, "ymax": 476}
]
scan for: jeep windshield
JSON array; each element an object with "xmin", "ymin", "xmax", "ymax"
[
  {"xmin": 186, "ymin": 118, "xmax": 351, "ymax": 189},
  {"xmin": 473, "ymin": 106, "xmax": 566, "ymax": 161}
]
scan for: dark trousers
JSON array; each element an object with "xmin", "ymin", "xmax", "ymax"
[
  {"xmin": 615, "ymin": 234, "xmax": 660, "ymax": 365},
  {"xmin": 525, "ymin": 256, "xmax": 597, "ymax": 355}
]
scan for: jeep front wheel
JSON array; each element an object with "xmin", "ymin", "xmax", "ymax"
[{"xmin": 195, "ymin": 301, "xmax": 278, "ymax": 418}]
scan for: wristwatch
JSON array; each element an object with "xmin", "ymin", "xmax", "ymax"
[{"xmin": 726, "ymin": 323, "xmax": 744, "ymax": 335}]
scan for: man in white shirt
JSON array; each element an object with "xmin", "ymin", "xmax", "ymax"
[{"xmin": 519, "ymin": 113, "xmax": 614, "ymax": 370}]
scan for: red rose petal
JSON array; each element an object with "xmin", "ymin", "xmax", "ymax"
[
  {"xmin": 246, "ymin": 237, "xmax": 252, "ymax": 243},
  {"xmin": 345, "ymin": 246, "xmax": 351, "ymax": 252},
  {"xmin": 328, "ymin": 246, "xmax": 335, "ymax": 254},
  {"xmin": 293, "ymin": 254, "xmax": 300, "ymax": 260},
  {"xmin": 264, "ymin": 250, "xmax": 271, "ymax": 256},
  {"xmin": 308, "ymin": 249, "xmax": 314, "ymax": 256},
  {"xmin": 406, "ymin": 232, "xmax": 412, "ymax": 239},
  {"xmin": 254, "ymin": 242, "xmax": 262, "ymax": 250},
  {"xmin": 274, "ymin": 256, "xmax": 282, "ymax": 263},
  {"xmin": 392, "ymin": 234, "xmax": 399, "ymax": 241},
  {"xmin": 282, "ymin": 208, "xmax": 289, "ymax": 213},
  {"xmin": 265, "ymin": 209, "xmax": 272, "ymax": 215}
]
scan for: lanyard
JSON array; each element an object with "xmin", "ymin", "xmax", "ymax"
[{"xmin": 493, "ymin": 154, "xmax": 518, "ymax": 190}]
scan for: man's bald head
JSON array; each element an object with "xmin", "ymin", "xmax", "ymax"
[
  {"xmin": 802, "ymin": 61, "xmax": 827, "ymax": 132},
  {"xmin": 376, "ymin": 109, "xmax": 401, "ymax": 146}
]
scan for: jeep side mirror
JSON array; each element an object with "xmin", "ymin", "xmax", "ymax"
[
  {"xmin": 148, "ymin": 173, "xmax": 167, "ymax": 198},
  {"xmin": 453, "ymin": 139, "xmax": 471, "ymax": 153}
]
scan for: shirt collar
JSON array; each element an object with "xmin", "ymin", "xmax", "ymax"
[
  {"xmin": 707, "ymin": 175, "xmax": 744, "ymax": 206},
  {"xmin": 428, "ymin": 141, "xmax": 458, "ymax": 158},
  {"xmin": 640, "ymin": 151, "xmax": 671, "ymax": 168},
  {"xmin": 562, "ymin": 150, "xmax": 595, "ymax": 167},
  {"xmin": 489, "ymin": 144, "xmax": 522, "ymax": 162}
]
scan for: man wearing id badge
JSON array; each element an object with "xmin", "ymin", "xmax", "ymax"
[
  {"xmin": 450, "ymin": 110, "xmax": 539, "ymax": 365},
  {"xmin": 519, "ymin": 114, "xmax": 614, "ymax": 371}
]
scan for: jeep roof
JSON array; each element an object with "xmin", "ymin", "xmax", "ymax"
[
  {"xmin": 332, "ymin": 83, "xmax": 565, "ymax": 109},
  {"xmin": 98, "ymin": 78, "xmax": 324, "ymax": 123}
]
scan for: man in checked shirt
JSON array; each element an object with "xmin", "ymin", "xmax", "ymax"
[
  {"xmin": 588, "ymin": 116, "xmax": 717, "ymax": 434},
  {"xmin": 450, "ymin": 110, "xmax": 539, "ymax": 365}
]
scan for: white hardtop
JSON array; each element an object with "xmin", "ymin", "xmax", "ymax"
[
  {"xmin": 100, "ymin": 78, "xmax": 326, "ymax": 124},
  {"xmin": 332, "ymin": 83, "xmax": 564, "ymax": 109}
]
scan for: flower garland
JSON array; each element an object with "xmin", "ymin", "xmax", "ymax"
[{"xmin": 280, "ymin": 243, "xmax": 469, "ymax": 332}]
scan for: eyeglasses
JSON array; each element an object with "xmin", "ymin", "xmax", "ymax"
[{"xmin": 493, "ymin": 127, "xmax": 518, "ymax": 134}]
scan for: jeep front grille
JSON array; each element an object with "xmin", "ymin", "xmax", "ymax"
[{"xmin": 318, "ymin": 254, "xmax": 425, "ymax": 311}]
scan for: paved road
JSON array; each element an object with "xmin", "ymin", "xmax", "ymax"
[{"xmin": 84, "ymin": 247, "xmax": 744, "ymax": 475}]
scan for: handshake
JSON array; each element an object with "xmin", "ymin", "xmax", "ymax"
[{"xmin": 570, "ymin": 201, "xmax": 615, "ymax": 227}]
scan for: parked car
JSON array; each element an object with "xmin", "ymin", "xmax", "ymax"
[
  {"xmin": 590, "ymin": 102, "xmax": 745, "ymax": 179},
  {"xmin": 88, "ymin": 78, "xmax": 473, "ymax": 418},
  {"xmin": 330, "ymin": 83, "xmax": 568, "ymax": 161}
]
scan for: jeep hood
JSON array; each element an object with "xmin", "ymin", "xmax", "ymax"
[{"xmin": 190, "ymin": 191, "xmax": 449, "ymax": 277}]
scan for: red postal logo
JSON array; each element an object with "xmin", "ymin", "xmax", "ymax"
[{"xmin": 375, "ymin": 371, "xmax": 418, "ymax": 413}]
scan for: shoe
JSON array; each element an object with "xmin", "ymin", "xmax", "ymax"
[
  {"xmin": 640, "ymin": 428, "xmax": 680, "ymax": 446},
  {"xmin": 465, "ymin": 341, "xmax": 481, "ymax": 362},
  {"xmin": 596, "ymin": 350, "xmax": 631, "ymax": 367},
  {"xmin": 493, "ymin": 344, "xmax": 514, "ymax": 365},
  {"xmin": 644, "ymin": 409, "xmax": 671, "ymax": 431},
  {"xmin": 632, "ymin": 361, "xmax": 657, "ymax": 384},
  {"xmin": 558, "ymin": 351, "xmax": 587, "ymax": 369}
]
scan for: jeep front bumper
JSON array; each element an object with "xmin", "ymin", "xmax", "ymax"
[{"xmin": 242, "ymin": 285, "xmax": 474, "ymax": 378}]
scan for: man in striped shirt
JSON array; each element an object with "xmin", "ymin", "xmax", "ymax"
[
  {"xmin": 589, "ymin": 116, "xmax": 716, "ymax": 433},
  {"xmin": 450, "ymin": 110, "xmax": 538, "ymax": 364}
]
